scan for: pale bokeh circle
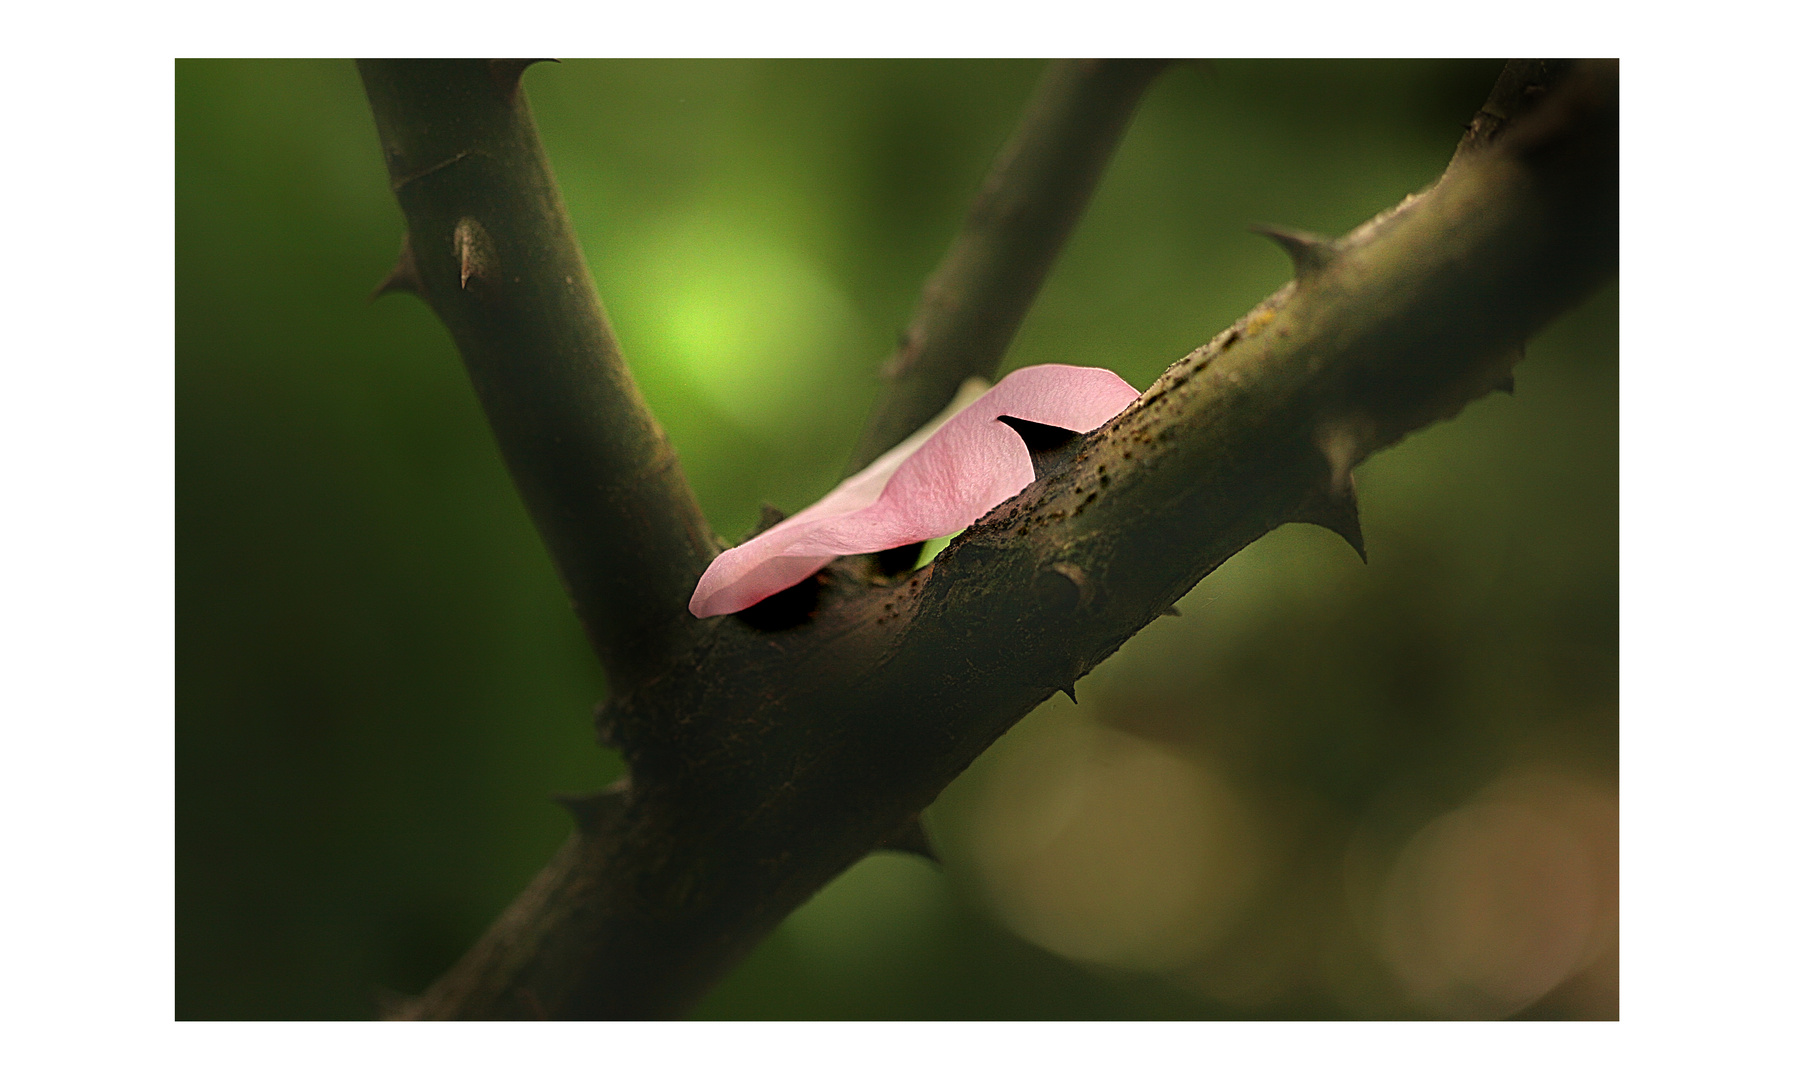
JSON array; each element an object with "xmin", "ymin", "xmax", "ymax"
[
  {"xmin": 1376, "ymin": 773, "xmax": 1611, "ymax": 1017},
  {"xmin": 967, "ymin": 717, "xmax": 1267, "ymax": 973}
]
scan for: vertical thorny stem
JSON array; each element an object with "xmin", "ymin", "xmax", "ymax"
[
  {"xmin": 358, "ymin": 60, "xmax": 716, "ymax": 699},
  {"xmin": 360, "ymin": 60, "xmax": 1617, "ymax": 1018}
]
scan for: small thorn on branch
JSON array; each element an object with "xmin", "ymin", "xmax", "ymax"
[
  {"xmin": 370, "ymin": 232, "xmax": 422, "ymax": 301},
  {"xmin": 455, "ymin": 217, "xmax": 498, "ymax": 291},
  {"xmin": 1291, "ymin": 480, "xmax": 1368, "ymax": 564},
  {"xmin": 551, "ymin": 778, "xmax": 629, "ymax": 836},
  {"xmin": 1058, "ymin": 683, "xmax": 1079, "ymax": 704},
  {"xmin": 1249, "ymin": 224, "xmax": 1340, "ymax": 282},
  {"xmin": 880, "ymin": 815, "xmax": 941, "ymax": 864},
  {"xmin": 1298, "ymin": 416, "xmax": 1374, "ymax": 563}
]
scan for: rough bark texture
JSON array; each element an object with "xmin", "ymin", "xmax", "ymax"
[{"xmin": 361, "ymin": 59, "xmax": 1618, "ymax": 1019}]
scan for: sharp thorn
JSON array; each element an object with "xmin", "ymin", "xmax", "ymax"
[
  {"xmin": 1059, "ymin": 683, "xmax": 1079, "ymax": 704},
  {"xmin": 551, "ymin": 778, "xmax": 629, "ymax": 835},
  {"xmin": 1495, "ymin": 374, "xmax": 1516, "ymax": 395},
  {"xmin": 1292, "ymin": 483, "xmax": 1367, "ymax": 563},
  {"xmin": 1248, "ymin": 224, "xmax": 1340, "ymax": 281},
  {"xmin": 454, "ymin": 217, "xmax": 498, "ymax": 290},
  {"xmin": 880, "ymin": 815, "xmax": 941, "ymax": 864},
  {"xmin": 1336, "ymin": 508, "xmax": 1368, "ymax": 564},
  {"xmin": 1163, "ymin": 604, "xmax": 1182, "ymax": 617},
  {"xmin": 369, "ymin": 232, "xmax": 422, "ymax": 301}
]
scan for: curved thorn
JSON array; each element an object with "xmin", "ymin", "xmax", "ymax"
[
  {"xmin": 551, "ymin": 778, "xmax": 630, "ymax": 836},
  {"xmin": 1292, "ymin": 484, "xmax": 1367, "ymax": 563},
  {"xmin": 369, "ymin": 232, "xmax": 422, "ymax": 301},
  {"xmin": 455, "ymin": 217, "xmax": 497, "ymax": 290},
  {"xmin": 879, "ymin": 816, "xmax": 941, "ymax": 864},
  {"xmin": 1248, "ymin": 223, "xmax": 1340, "ymax": 281}
]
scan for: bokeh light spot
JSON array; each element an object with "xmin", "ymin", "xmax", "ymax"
[
  {"xmin": 966, "ymin": 712, "xmax": 1267, "ymax": 973},
  {"xmin": 1376, "ymin": 768, "xmax": 1617, "ymax": 1017},
  {"xmin": 635, "ymin": 216, "xmax": 862, "ymax": 433}
]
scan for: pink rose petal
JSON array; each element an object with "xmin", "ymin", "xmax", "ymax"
[{"xmin": 689, "ymin": 364, "xmax": 1140, "ymax": 617}]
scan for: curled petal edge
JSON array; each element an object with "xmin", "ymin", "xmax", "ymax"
[{"xmin": 689, "ymin": 364, "xmax": 1140, "ymax": 618}]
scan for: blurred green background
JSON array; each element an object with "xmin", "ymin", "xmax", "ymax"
[{"xmin": 176, "ymin": 59, "xmax": 1616, "ymax": 1020}]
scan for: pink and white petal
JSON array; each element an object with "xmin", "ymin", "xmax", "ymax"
[
  {"xmin": 974, "ymin": 363, "xmax": 1141, "ymax": 432},
  {"xmin": 687, "ymin": 364, "xmax": 1139, "ymax": 617},
  {"xmin": 851, "ymin": 364, "xmax": 1139, "ymax": 540},
  {"xmin": 689, "ymin": 549, "xmax": 835, "ymax": 619},
  {"xmin": 726, "ymin": 375, "xmax": 995, "ymax": 553}
]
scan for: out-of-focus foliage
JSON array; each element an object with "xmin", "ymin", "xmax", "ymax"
[{"xmin": 176, "ymin": 59, "xmax": 1614, "ymax": 1020}]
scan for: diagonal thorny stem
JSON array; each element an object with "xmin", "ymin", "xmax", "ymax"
[
  {"xmin": 358, "ymin": 60, "xmax": 716, "ymax": 698},
  {"xmin": 846, "ymin": 59, "xmax": 1171, "ymax": 474},
  {"xmin": 368, "ymin": 60, "xmax": 1616, "ymax": 1019}
]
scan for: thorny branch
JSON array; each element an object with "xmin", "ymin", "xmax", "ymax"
[
  {"xmin": 359, "ymin": 59, "xmax": 716, "ymax": 698},
  {"xmin": 360, "ymin": 59, "xmax": 1618, "ymax": 1019}
]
